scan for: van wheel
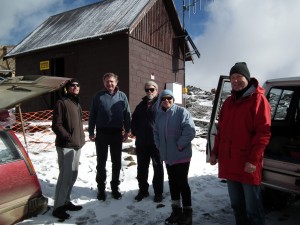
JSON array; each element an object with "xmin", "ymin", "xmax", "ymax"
[{"xmin": 262, "ymin": 187, "xmax": 296, "ymax": 210}]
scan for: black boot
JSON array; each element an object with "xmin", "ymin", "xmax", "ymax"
[
  {"xmin": 64, "ymin": 202, "xmax": 82, "ymax": 211},
  {"xmin": 97, "ymin": 183, "xmax": 107, "ymax": 201},
  {"xmin": 111, "ymin": 189, "xmax": 122, "ymax": 199},
  {"xmin": 52, "ymin": 206, "xmax": 70, "ymax": 220},
  {"xmin": 177, "ymin": 207, "xmax": 193, "ymax": 225},
  {"xmin": 97, "ymin": 189, "xmax": 107, "ymax": 201},
  {"xmin": 111, "ymin": 180, "xmax": 122, "ymax": 200},
  {"xmin": 135, "ymin": 190, "xmax": 149, "ymax": 201},
  {"xmin": 165, "ymin": 205, "xmax": 182, "ymax": 224}
]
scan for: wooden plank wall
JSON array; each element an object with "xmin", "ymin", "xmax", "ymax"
[{"xmin": 130, "ymin": 0, "xmax": 180, "ymax": 58}]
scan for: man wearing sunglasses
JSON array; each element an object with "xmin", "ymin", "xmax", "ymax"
[
  {"xmin": 52, "ymin": 78, "xmax": 85, "ymax": 220},
  {"xmin": 131, "ymin": 81, "xmax": 164, "ymax": 202}
]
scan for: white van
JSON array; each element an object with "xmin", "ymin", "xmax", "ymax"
[{"xmin": 207, "ymin": 76, "xmax": 300, "ymax": 209}]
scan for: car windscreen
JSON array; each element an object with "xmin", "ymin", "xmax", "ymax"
[{"xmin": 0, "ymin": 131, "xmax": 21, "ymax": 164}]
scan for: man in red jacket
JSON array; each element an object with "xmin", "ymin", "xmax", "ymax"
[{"xmin": 210, "ymin": 62, "xmax": 271, "ymax": 225}]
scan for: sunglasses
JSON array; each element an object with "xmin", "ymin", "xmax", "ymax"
[
  {"xmin": 70, "ymin": 83, "xmax": 80, "ymax": 87},
  {"xmin": 161, "ymin": 96, "xmax": 173, "ymax": 101},
  {"xmin": 145, "ymin": 88, "xmax": 155, "ymax": 93}
]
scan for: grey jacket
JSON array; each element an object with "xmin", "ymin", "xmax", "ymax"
[{"xmin": 153, "ymin": 104, "xmax": 195, "ymax": 165}]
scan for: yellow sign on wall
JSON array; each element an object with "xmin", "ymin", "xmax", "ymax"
[{"xmin": 40, "ymin": 61, "xmax": 50, "ymax": 70}]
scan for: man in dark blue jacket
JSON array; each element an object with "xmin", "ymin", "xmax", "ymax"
[
  {"xmin": 89, "ymin": 72, "xmax": 131, "ymax": 201},
  {"xmin": 131, "ymin": 81, "xmax": 164, "ymax": 202}
]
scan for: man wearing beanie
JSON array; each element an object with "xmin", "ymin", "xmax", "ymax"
[
  {"xmin": 210, "ymin": 62, "xmax": 271, "ymax": 225},
  {"xmin": 154, "ymin": 89, "xmax": 196, "ymax": 225},
  {"xmin": 230, "ymin": 62, "xmax": 251, "ymax": 81},
  {"xmin": 52, "ymin": 78, "xmax": 85, "ymax": 220},
  {"xmin": 131, "ymin": 81, "xmax": 164, "ymax": 203}
]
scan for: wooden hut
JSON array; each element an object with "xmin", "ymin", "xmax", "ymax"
[{"xmin": 5, "ymin": 0, "xmax": 198, "ymax": 112}]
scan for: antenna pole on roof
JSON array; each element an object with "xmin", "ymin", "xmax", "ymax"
[{"xmin": 180, "ymin": 0, "xmax": 205, "ymax": 106}]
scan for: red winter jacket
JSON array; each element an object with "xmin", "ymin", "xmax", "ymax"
[{"xmin": 212, "ymin": 78, "xmax": 271, "ymax": 185}]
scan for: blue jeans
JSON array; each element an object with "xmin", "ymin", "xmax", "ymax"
[{"xmin": 227, "ymin": 180, "xmax": 265, "ymax": 225}]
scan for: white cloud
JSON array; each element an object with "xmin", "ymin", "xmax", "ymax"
[
  {"xmin": 0, "ymin": 0, "xmax": 94, "ymax": 45},
  {"xmin": 0, "ymin": 0, "xmax": 62, "ymax": 44},
  {"xmin": 186, "ymin": 0, "xmax": 300, "ymax": 91},
  {"xmin": 2, "ymin": 0, "xmax": 300, "ymax": 91}
]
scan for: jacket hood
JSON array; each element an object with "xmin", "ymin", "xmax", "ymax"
[
  {"xmin": 245, "ymin": 78, "xmax": 265, "ymax": 96},
  {"xmin": 232, "ymin": 77, "xmax": 264, "ymax": 100}
]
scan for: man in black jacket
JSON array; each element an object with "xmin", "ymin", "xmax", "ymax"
[
  {"xmin": 52, "ymin": 78, "xmax": 85, "ymax": 220},
  {"xmin": 131, "ymin": 81, "xmax": 164, "ymax": 202}
]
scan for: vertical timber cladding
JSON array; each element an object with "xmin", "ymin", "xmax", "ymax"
[
  {"xmin": 129, "ymin": 0, "xmax": 184, "ymax": 110},
  {"xmin": 131, "ymin": 0, "xmax": 177, "ymax": 55}
]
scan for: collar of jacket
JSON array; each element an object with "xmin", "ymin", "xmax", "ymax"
[
  {"xmin": 103, "ymin": 86, "xmax": 119, "ymax": 95},
  {"xmin": 142, "ymin": 95, "xmax": 158, "ymax": 103},
  {"xmin": 66, "ymin": 93, "xmax": 79, "ymax": 104},
  {"xmin": 161, "ymin": 103, "xmax": 176, "ymax": 112},
  {"xmin": 232, "ymin": 78, "xmax": 258, "ymax": 101}
]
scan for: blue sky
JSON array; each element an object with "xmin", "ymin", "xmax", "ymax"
[
  {"xmin": 1, "ymin": 0, "xmax": 300, "ymax": 91},
  {"xmin": 0, "ymin": 0, "xmax": 210, "ymax": 44}
]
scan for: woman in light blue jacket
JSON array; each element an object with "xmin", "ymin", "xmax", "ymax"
[{"xmin": 154, "ymin": 89, "xmax": 195, "ymax": 225}]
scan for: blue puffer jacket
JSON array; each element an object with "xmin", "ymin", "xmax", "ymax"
[{"xmin": 153, "ymin": 104, "xmax": 196, "ymax": 165}]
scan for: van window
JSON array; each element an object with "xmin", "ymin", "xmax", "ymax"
[
  {"xmin": 268, "ymin": 88, "xmax": 294, "ymax": 120},
  {"xmin": 0, "ymin": 131, "xmax": 21, "ymax": 164}
]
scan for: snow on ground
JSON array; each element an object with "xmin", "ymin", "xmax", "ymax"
[
  {"xmin": 16, "ymin": 124, "xmax": 235, "ymax": 225},
  {"xmin": 14, "ymin": 87, "xmax": 300, "ymax": 224},
  {"xmin": 15, "ymin": 127, "xmax": 300, "ymax": 225}
]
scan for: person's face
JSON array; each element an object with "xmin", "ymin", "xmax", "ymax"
[
  {"xmin": 104, "ymin": 76, "xmax": 118, "ymax": 92},
  {"xmin": 68, "ymin": 82, "xmax": 80, "ymax": 95},
  {"xmin": 145, "ymin": 85, "xmax": 158, "ymax": 100},
  {"xmin": 230, "ymin": 73, "xmax": 249, "ymax": 91},
  {"xmin": 161, "ymin": 95, "xmax": 174, "ymax": 109}
]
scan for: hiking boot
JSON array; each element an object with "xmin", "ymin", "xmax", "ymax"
[
  {"xmin": 64, "ymin": 202, "xmax": 82, "ymax": 211},
  {"xmin": 165, "ymin": 205, "xmax": 182, "ymax": 224},
  {"xmin": 97, "ymin": 190, "xmax": 107, "ymax": 201},
  {"xmin": 52, "ymin": 206, "xmax": 70, "ymax": 220},
  {"xmin": 153, "ymin": 194, "xmax": 163, "ymax": 203},
  {"xmin": 112, "ymin": 189, "xmax": 122, "ymax": 200},
  {"xmin": 177, "ymin": 207, "xmax": 193, "ymax": 225},
  {"xmin": 135, "ymin": 191, "xmax": 149, "ymax": 202}
]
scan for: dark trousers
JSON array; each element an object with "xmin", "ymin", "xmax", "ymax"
[
  {"xmin": 227, "ymin": 180, "xmax": 265, "ymax": 225},
  {"xmin": 136, "ymin": 145, "xmax": 164, "ymax": 195},
  {"xmin": 95, "ymin": 130, "xmax": 123, "ymax": 191},
  {"xmin": 166, "ymin": 162, "xmax": 191, "ymax": 207}
]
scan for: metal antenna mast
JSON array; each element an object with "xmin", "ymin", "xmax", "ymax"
[{"xmin": 180, "ymin": 0, "xmax": 201, "ymax": 101}]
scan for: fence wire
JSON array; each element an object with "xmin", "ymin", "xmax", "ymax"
[{"xmin": 2, "ymin": 110, "xmax": 89, "ymax": 151}]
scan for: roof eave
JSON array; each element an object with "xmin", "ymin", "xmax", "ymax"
[{"xmin": 4, "ymin": 28, "xmax": 130, "ymax": 59}]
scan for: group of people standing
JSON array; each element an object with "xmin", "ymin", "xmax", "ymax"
[
  {"xmin": 51, "ymin": 72, "xmax": 196, "ymax": 225},
  {"xmin": 51, "ymin": 62, "xmax": 271, "ymax": 225}
]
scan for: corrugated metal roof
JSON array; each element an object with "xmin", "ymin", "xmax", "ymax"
[{"xmin": 6, "ymin": 0, "xmax": 152, "ymax": 57}]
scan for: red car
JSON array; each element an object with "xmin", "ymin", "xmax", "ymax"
[{"xmin": 0, "ymin": 75, "xmax": 70, "ymax": 224}]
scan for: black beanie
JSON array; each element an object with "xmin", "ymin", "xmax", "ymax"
[
  {"xmin": 66, "ymin": 78, "xmax": 80, "ymax": 89},
  {"xmin": 229, "ymin": 62, "xmax": 250, "ymax": 81}
]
